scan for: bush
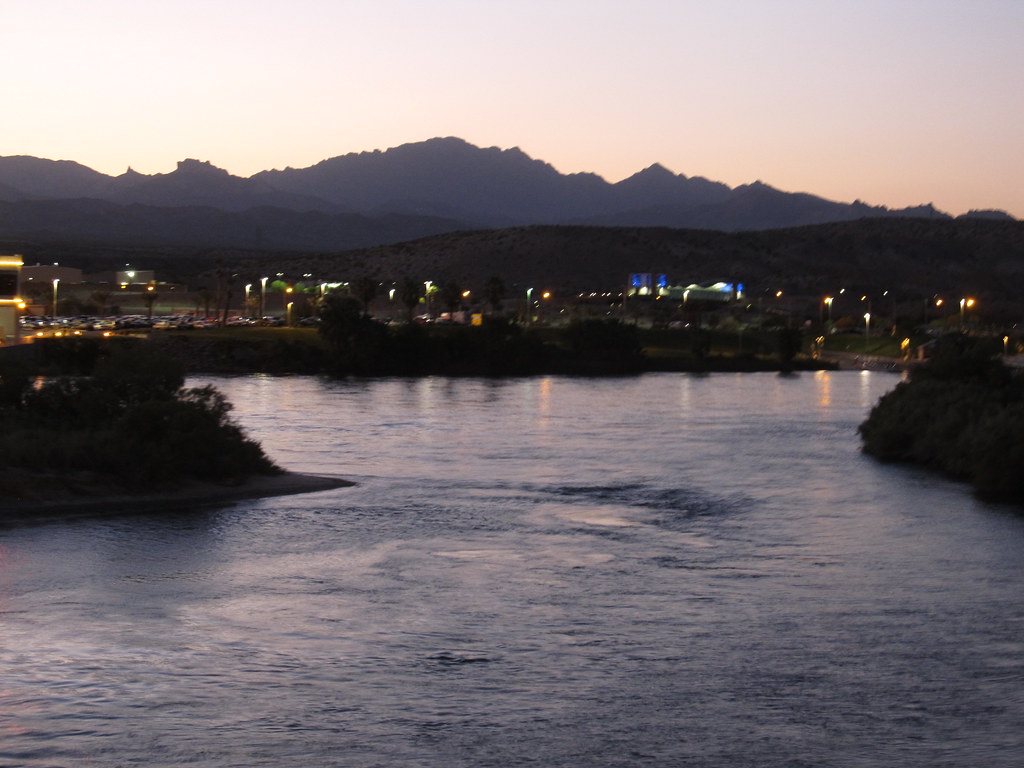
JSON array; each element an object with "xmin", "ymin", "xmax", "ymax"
[
  {"xmin": 859, "ymin": 334, "xmax": 1024, "ymax": 503},
  {"xmin": 0, "ymin": 341, "xmax": 280, "ymax": 491}
]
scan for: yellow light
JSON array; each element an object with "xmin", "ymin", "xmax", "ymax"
[
  {"xmin": 0, "ymin": 259, "xmax": 24, "ymax": 268},
  {"xmin": 966, "ymin": 299, "xmax": 975, "ymax": 308},
  {"xmin": 542, "ymin": 292, "xmax": 552, "ymax": 299},
  {"xmin": 147, "ymin": 285, "xmax": 154, "ymax": 291},
  {"xmin": 102, "ymin": 331, "xmax": 112, "ymax": 337},
  {"xmin": 462, "ymin": 290, "xmax": 471, "ymax": 298},
  {"xmin": 775, "ymin": 291, "xmax": 783, "ymax": 298},
  {"xmin": 935, "ymin": 299, "xmax": 943, "ymax": 307},
  {"xmin": 54, "ymin": 331, "xmax": 63, "ymax": 337},
  {"xmin": 285, "ymin": 286, "xmax": 294, "ymax": 293}
]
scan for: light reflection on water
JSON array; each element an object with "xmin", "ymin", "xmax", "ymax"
[{"xmin": 1, "ymin": 371, "xmax": 1022, "ymax": 767}]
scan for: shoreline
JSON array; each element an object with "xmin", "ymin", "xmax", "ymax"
[{"xmin": 0, "ymin": 471, "xmax": 354, "ymax": 524}]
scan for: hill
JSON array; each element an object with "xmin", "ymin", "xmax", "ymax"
[{"xmin": 10, "ymin": 218, "xmax": 1021, "ymax": 321}]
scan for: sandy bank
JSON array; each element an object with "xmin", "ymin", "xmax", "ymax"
[{"xmin": 0, "ymin": 471, "xmax": 354, "ymax": 523}]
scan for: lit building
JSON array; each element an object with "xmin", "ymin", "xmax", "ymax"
[
  {"xmin": 0, "ymin": 254, "xmax": 24, "ymax": 344},
  {"xmin": 627, "ymin": 273, "xmax": 743, "ymax": 303}
]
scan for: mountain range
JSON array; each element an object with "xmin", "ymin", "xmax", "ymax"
[{"xmin": 0, "ymin": 137, "xmax": 1014, "ymax": 251}]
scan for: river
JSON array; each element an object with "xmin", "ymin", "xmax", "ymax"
[{"xmin": 1, "ymin": 371, "xmax": 1022, "ymax": 767}]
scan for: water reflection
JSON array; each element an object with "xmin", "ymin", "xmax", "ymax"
[{"xmin": 815, "ymin": 369, "xmax": 831, "ymax": 408}]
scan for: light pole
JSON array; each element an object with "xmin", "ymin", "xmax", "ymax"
[
  {"xmin": 260, "ymin": 276, "xmax": 268, "ymax": 320},
  {"xmin": 286, "ymin": 301, "xmax": 294, "ymax": 327},
  {"xmin": 51, "ymin": 278, "xmax": 59, "ymax": 317},
  {"xmin": 526, "ymin": 287, "xmax": 534, "ymax": 325},
  {"xmin": 959, "ymin": 298, "xmax": 975, "ymax": 330},
  {"xmin": 824, "ymin": 296, "xmax": 833, "ymax": 327},
  {"xmin": 864, "ymin": 312, "xmax": 871, "ymax": 352}
]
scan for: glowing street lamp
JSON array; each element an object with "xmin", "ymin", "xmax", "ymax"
[
  {"xmin": 864, "ymin": 312, "xmax": 871, "ymax": 349},
  {"xmin": 51, "ymin": 278, "xmax": 59, "ymax": 317},
  {"xmin": 286, "ymin": 301, "xmax": 294, "ymax": 327},
  {"xmin": 260, "ymin": 276, "xmax": 268, "ymax": 319},
  {"xmin": 823, "ymin": 296, "xmax": 834, "ymax": 325},
  {"xmin": 959, "ymin": 297, "xmax": 975, "ymax": 329}
]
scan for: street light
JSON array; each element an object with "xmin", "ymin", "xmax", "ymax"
[
  {"xmin": 260, "ymin": 276, "xmax": 268, "ymax": 319},
  {"xmin": 52, "ymin": 278, "xmax": 59, "ymax": 317},
  {"xmin": 960, "ymin": 298, "xmax": 975, "ymax": 329},
  {"xmin": 864, "ymin": 312, "xmax": 871, "ymax": 350},
  {"xmin": 823, "ymin": 296, "xmax": 834, "ymax": 327},
  {"xmin": 286, "ymin": 301, "xmax": 294, "ymax": 327}
]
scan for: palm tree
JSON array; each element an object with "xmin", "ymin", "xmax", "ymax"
[
  {"xmin": 90, "ymin": 290, "xmax": 112, "ymax": 316},
  {"xmin": 439, "ymin": 281, "xmax": 463, "ymax": 318},
  {"xmin": 351, "ymin": 277, "xmax": 378, "ymax": 318},
  {"xmin": 482, "ymin": 276, "xmax": 506, "ymax": 315},
  {"xmin": 143, "ymin": 291, "xmax": 160, "ymax": 319},
  {"xmin": 398, "ymin": 278, "xmax": 422, "ymax": 322}
]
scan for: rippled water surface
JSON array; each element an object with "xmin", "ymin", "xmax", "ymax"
[{"xmin": 2, "ymin": 372, "xmax": 1023, "ymax": 767}]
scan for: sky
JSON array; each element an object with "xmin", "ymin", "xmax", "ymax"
[{"xmin": 4, "ymin": 0, "xmax": 1023, "ymax": 217}]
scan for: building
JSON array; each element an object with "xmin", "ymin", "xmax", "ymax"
[
  {"xmin": 0, "ymin": 254, "xmax": 23, "ymax": 344},
  {"xmin": 627, "ymin": 273, "xmax": 743, "ymax": 303}
]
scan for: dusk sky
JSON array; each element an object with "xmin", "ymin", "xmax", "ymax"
[{"xmin": 6, "ymin": 0, "xmax": 1022, "ymax": 217}]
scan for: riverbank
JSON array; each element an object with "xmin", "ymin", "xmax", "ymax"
[
  {"xmin": 11, "ymin": 324, "xmax": 832, "ymax": 375},
  {"xmin": 0, "ymin": 470, "xmax": 354, "ymax": 523}
]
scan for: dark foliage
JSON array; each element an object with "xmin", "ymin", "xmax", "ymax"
[
  {"xmin": 859, "ymin": 334, "xmax": 1024, "ymax": 503},
  {"xmin": 0, "ymin": 340, "xmax": 280, "ymax": 491}
]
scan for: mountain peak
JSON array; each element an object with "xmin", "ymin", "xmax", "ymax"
[
  {"xmin": 175, "ymin": 158, "xmax": 230, "ymax": 177},
  {"xmin": 639, "ymin": 163, "xmax": 676, "ymax": 177}
]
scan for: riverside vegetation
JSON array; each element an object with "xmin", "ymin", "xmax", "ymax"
[
  {"xmin": 131, "ymin": 297, "xmax": 823, "ymax": 376},
  {"xmin": 0, "ymin": 339, "xmax": 280, "ymax": 501},
  {"xmin": 859, "ymin": 335, "xmax": 1024, "ymax": 504}
]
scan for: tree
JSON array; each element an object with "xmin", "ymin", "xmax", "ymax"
[
  {"xmin": 398, "ymin": 278, "xmax": 422, "ymax": 322},
  {"xmin": 482, "ymin": 276, "xmax": 506, "ymax": 315},
  {"xmin": 89, "ymin": 290, "xmax": 111, "ymax": 316},
  {"xmin": 439, "ymin": 281, "xmax": 463, "ymax": 317},
  {"xmin": 143, "ymin": 291, "xmax": 160, "ymax": 319},
  {"xmin": 351, "ymin": 277, "xmax": 378, "ymax": 318},
  {"xmin": 317, "ymin": 293, "xmax": 388, "ymax": 371}
]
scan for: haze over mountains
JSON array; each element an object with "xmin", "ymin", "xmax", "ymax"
[{"xmin": 0, "ymin": 137, "xmax": 1013, "ymax": 251}]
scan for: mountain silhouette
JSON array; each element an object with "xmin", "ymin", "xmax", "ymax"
[{"xmin": 0, "ymin": 138, "xmax": 1014, "ymax": 250}]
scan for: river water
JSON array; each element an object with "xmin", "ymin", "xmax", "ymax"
[{"xmin": 1, "ymin": 372, "xmax": 1022, "ymax": 767}]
